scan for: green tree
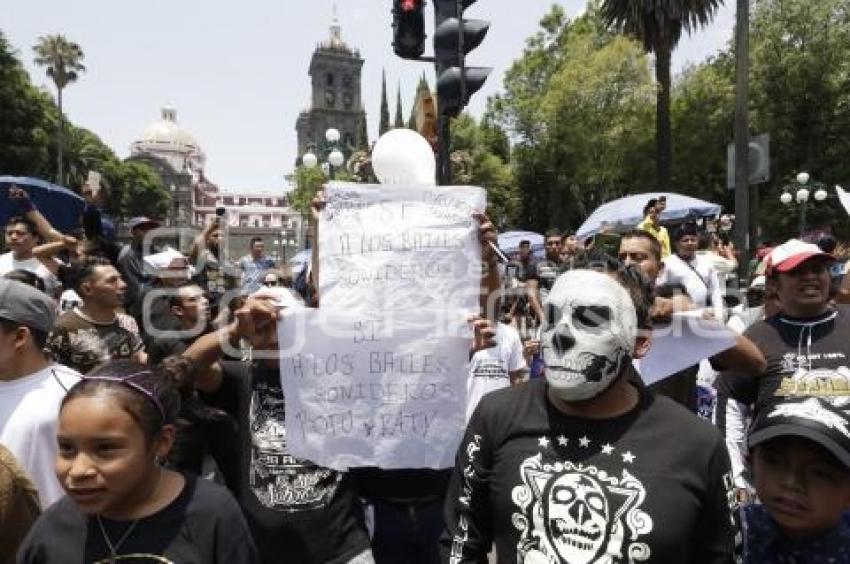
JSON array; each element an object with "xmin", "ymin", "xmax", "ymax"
[
  {"xmin": 357, "ymin": 111, "xmax": 369, "ymax": 150},
  {"xmin": 394, "ymin": 82, "xmax": 404, "ymax": 128},
  {"xmin": 63, "ymin": 126, "xmax": 116, "ymax": 190},
  {"xmin": 489, "ymin": 5, "xmax": 655, "ymax": 231},
  {"xmin": 32, "ymin": 34, "xmax": 86, "ymax": 185},
  {"xmin": 746, "ymin": 0, "xmax": 850, "ymax": 241},
  {"xmin": 670, "ymin": 55, "xmax": 736, "ymax": 206},
  {"xmin": 109, "ymin": 161, "xmax": 169, "ymax": 219},
  {"xmin": 451, "ymin": 114, "xmax": 519, "ymax": 228},
  {"xmin": 0, "ymin": 31, "xmax": 54, "ymax": 176},
  {"xmin": 600, "ymin": 0, "xmax": 723, "ymax": 191},
  {"xmin": 379, "ymin": 70, "xmax": 390, "ymax": 135}
]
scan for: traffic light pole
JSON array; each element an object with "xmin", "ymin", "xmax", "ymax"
[
  {"xmin": 434, "ymin": 0, "xmax": 467, "ymax": 186},
  {"xmin": 437, "ymin": 113, "xmax": 451, "ymax": 185}
]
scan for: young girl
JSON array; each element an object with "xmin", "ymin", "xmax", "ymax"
[{"xmin": 17, "ymin": 360, "xmax": 258, "ymax": 563}]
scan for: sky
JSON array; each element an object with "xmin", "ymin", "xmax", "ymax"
[{"xmin": 5, "ymin": 1, "xmax": 736, "ymax": 193}]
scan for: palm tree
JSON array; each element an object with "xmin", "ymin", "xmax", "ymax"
[
  {"xmin": 600, "ymin": 0, "xmax": 722, "ymax": 191},
  {"xmin": 33, "ymin": 34, "xmax": 86, "ymax": 185}
]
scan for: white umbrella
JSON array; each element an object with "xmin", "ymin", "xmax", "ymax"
[{"xmin": 576, "ymin": 192, "xmax": 722, "ymax": 240}]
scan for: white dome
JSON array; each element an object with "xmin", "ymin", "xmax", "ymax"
[{"xmin": 131, "ymin": 107, "xmax": 205, "ymax": 170}]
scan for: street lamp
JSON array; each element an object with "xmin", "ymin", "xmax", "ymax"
[
  {"xmin": 780, "ymin": 171, "xmax": 829, "ymax": 235},
  {"xmin": 302, "ymin": 127, "xmax": 346, "ymax": 180}
]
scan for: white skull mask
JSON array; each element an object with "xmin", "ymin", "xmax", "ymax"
[{"xmin": 542, "ymin": 270, "xmax": 637, "ymax": 401}]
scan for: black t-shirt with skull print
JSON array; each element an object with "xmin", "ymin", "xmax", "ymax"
[
  {"xmin": 441, "ymin": 375, "xmax": 739, "ymax": 564},
  {"xmin": 201, "ymin": 361, "xmax": 371, "ymax": 564},
  {"xmin": 715, "ymin": 305, "xmax": 850, "ymax": 415}
]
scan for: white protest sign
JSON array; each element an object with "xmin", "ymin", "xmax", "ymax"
[
  {"xmin": 636, "ymin": 312, "xmax": 737, "ymax": 385},
  {"xmin": 319, "ymin": 182, "xmax": 486, "ymax": 314},
  {"xmin": 278, "ymin": 307, "xmax": 470, "ymax": 470}
]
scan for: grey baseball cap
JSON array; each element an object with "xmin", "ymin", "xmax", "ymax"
[{"xmin": 0, "ymin": 278, "xmax": 56, "ymax": 333}]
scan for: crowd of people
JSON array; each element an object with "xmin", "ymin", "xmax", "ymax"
[{"xmin": 1, "ymin": 186, "xmax": 850, "ymax": 563}]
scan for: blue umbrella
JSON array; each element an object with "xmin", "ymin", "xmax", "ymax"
[
  {"xmin": 576, "ymin": 192, "xmax": 722, "ymax": 240},
  {"xmin": 0, "ymin": 176, "xmax": 87, "ymax": 234}
]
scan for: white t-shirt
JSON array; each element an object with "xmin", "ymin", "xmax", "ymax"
[
  {"xmin": 658, "ymin": 253, "xmax": 724, "ymax": 320},
  {"xmin": 466, "ymin": 323, "xmax": 526, "ymax": 422},
  {"xmin": 0, "ymin": 364, "xmax": 81, "ymax": 507},
  {"xmin": 0, "ymin": 251, "xmax": 59, "ymax": 296}
]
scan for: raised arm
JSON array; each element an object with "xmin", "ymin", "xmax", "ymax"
[{"xmin": 9, "ymin": 186, "xmax": 64, "ymax": 243}]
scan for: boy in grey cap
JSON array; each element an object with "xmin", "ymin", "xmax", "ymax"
[{"xmin": 0, "ymin": 279, "xmax": 81, "ymax": 506}]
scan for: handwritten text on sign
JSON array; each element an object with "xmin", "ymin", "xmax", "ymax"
[
  {"xmin": 319, "ymin": 183, "xmax": 486, "ymax": 313},
  {"xmin": 278, "ymin": 308, "xmax": 470, "ymax": 470}
]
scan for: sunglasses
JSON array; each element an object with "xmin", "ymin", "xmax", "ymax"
[{"xmin": 263, "ymin": 280, "xmax": 279, "ymax": 286}]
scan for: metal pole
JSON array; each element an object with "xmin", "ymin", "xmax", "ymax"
[
  {"xmin": 799, "ymin": 200, "xmax": 807, "ymax": 235},
  {"xmin": 733, "ymin": 0, "xmax": 751, "ymax": 282},
  {"xmin": 438, "ymin": 113, "xmax": 451, "ymax": 185},
  {"xmin": 457, "ymin": 0, "xmax": 466, "ymax": 106}
]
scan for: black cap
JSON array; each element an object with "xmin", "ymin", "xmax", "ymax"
[{"xmin": 748, "ymin": 396, "xmax": 850, "ymax": 468}]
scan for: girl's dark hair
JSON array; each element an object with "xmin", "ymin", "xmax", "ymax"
[{"xmin": 61, "ymin": 360, "xmax": 184, "ymax": 440}]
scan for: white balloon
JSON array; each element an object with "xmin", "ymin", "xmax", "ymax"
[{"xmin": 371, "ymin": 128, "xmax": 436, "ymax": 185}]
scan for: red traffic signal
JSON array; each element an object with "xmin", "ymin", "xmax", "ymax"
[{"xmin": 393, "ymin": 0, "xmax": 426, "ymax": 59}]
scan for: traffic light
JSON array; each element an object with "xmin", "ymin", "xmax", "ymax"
[
  {"xmin": 433, "ymin": 0, "xmax": 491, "ymax": 116},
  {"xmin": 393, "ymin": 0, "xmax": 426, "ymax": 60}
]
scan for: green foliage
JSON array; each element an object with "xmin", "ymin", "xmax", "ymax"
[
  {"xmin": 379, "ymin": 70, "xmax": 390, "ymax": 136},
  {"xmin": 1, "ymin": 30, "xmax": 170, "ymax": 223},
  {"xmin": 0, "ymin": 31, "xmax": 54, "ymax": 175},
  {"xmin": 394, "ymin": 83, "xmax": 404, "ymax": 128},
  {"xmin": 32, "ymin": 34, "xmax": 85, "ymax": 90},
  {"xmin": 450, "ymin": 114, "xmax": 519, "ymax": 228},
  {"xmin": 288, "ymin": 166, "xmax": 329, "ymax": 214},
  {"xmin": 670, "ymin": 56, "xmax": 736, "ymax": 207},
  {"xmin": 488, "ymin": 5, "xmax": 655, "ymax": 231},
  {"xmin": 600, "ymin": 0, "xmax": 724, "ymax": 190}
]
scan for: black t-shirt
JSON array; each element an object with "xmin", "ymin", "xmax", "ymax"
[
  {"xmin": 441, "ymin": 375, "xmax": 739, "ymax": 564},
  {"xmin": 17, "ymin": 474, "xmax": 258, "ymax": 563},
  {"xmin": 525, "ymin": 259, "xmax": 566, "ymax": 302},
  {"xmin": 715, "ymin": 306, "xmax": 850, "ymax": 414},
  {"xmin": 201, "ymin": 361, "xmax": 370, "ymax": 564}
]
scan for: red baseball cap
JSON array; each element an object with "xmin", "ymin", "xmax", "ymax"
[{"xmin": 765, "ymin": 239, "xmax": 833, "ymax": 274}]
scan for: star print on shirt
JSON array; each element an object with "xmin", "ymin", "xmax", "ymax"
[
  {"xmin": 601, "ymin": 443, "xmax": 614, "ymax": 455},
  {"xmin": 622, "ymin": 451, "xmax": 636, "ymax": 464},
  {"xmin": 578, "ymin": 436, "xmax": 591, "ymax": 448},
  {"xmin": 556, "ymin": 435, "xmax": 569, "ymax": 446},
  {"xmin": 538, "ymin": 436, "xmax": 550, "ymax": 448}
]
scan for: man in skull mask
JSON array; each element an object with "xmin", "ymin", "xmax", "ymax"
[{"xmin": 441, "ymin": 254, "xmax": 739, "ymax": 564}]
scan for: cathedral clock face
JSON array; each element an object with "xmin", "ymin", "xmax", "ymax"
[
  {"xmin": 343, "ymin": 92, "xmax": 353, "ymax": 108},
  {"xmin": 325, "ymin": 89, "xmax": 336, "ymax": 107}
]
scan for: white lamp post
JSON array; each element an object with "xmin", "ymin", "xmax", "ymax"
[
  {"xmin": 780, "ymin": 171, "xmax": 828, "ymax": 235},
  {"xmin": 301, "ymin": 127, "xmax": 345, "ymax": 180}
]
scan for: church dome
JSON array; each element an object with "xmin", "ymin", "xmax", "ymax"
[{"xmin": 131, "ymin": 107, "xmax": 205, "ymax": 171}]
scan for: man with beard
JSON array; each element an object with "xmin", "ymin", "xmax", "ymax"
[{"xmin": 442, "ymin": 255, "xmax": 739, "ymax": 563}]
